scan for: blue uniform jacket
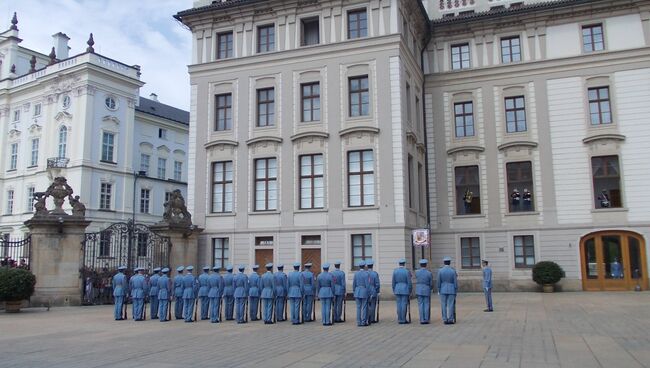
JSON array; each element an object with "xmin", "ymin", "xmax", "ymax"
[
  {"xmin": 415, "ymin": 268, "xmax": 433, "ymax": 296},
  {"xmin": 353, "ymin": 269, "xmax": 369, "ymax": 299},
  {"xmin": 233, "ymin": 272, "xmax": 249, "ymax": 298},
  {"xmin": 173, "ymin": 275, "xmax": 184, "ymax": 297},
  {"xmin": 198, "ymin": 272, "xmax": 210, "ymax": 297},
  {"xmin": 222, "ymin": 272, "xmax": 235, "ymax": 296},
  {"xmin": 112, "ymin": 272, "xmax": 127, "ymax": 297},
  {"xmin": 287, "ymin": 271, "xmax": 302, "ymax": 298},
  {"xmin": 157, "ymin": 275, "xmax": 171, "ymax": 299},
  {"xmin": 332, "ymin": 269, "xmax": 346, "ymax": 296},
  {"xmin": 208, "ymin": 273, "xmax": 224, "ymax": 298},
  {"xmin": 301, "ymin": 271, "xmax": 315, "ymax": 296},
  {"xmin": 261, "ymin": 272, "xmax": 275, "ymax": 299},
  {"xmin": 316, "ymin": 271, "xmax": 334, "ymax": 298},
  {"xmin": 129, "ymin": 274, "xmax": 147, "ymax": 298},
  {"xmin": 274, "ymin": 272, "xmax": 288, "ymax": 297},
  {"xmin": 482, "ymin": 267, "xmax": 493, "ymax": 289},
  {"xmin": 182, "ymin": 273, "xmax": 198, "ymax": 298},
  {"xmin": 369, "ymin": 270, "xmax": 380, "ymax": 296},
  {"xmin": 437, "ymin": 266, "xmax": 458, "ymax": 295},
  {"xmin": 248, "ymin": 273, "xmax": 261, "ymax": 298},
  {"xmin": 149, "ymin": 274, "xmax": 159, "ymax": 297},
  {"xmin": 392, "ymin": 267, "xmax": 412, "ymax": 296}
]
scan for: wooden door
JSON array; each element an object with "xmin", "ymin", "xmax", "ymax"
[
  {"xmin": 255, "ymin": 249, "xmax": 273, "ymax": 275},
  {"xmin": 301, "ymin": 248, "xmax": 321, "ymax": 277}
]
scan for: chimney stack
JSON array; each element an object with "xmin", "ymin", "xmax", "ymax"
[
  {"xmin": 52, "ymin": 32, "xmax": 70, "ymax": 60},
  {"xmin": 150, "ymin": 93, "xmax": 158, "ymax": 102}
]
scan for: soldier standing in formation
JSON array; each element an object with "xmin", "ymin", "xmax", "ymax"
[
  {"xmin": 353, "ymin": 260, "xmax": 369, "ymax": 326},
  {"xmin": 301, "ymin": 263, "xmax": 315, "ymax": 322},
  {"xmin": 415, "ymin": 259, "xmax": 433, "ymax": 324},
  {"xmin": 482, "ymin": 260, "xmax": 493, "ymax": 312},
  {"xmin": 208, "ymin": 266, "xmax": 224, "ymax": 323},
  {"xmin": 157, "ymin": 267, "xmax": 172, "ymax": 322},
  {"xmin": 130, "ymin": 267, "xmax": 147, "ymax": 321},
  {"xmin": 223, "ymin": 265, "xmax": 235, "ymax": 320},
  {"xmin": 288, "ymin": 262, "xmax": 303, "ymax": 324},
  {"xmin": 332, "ymin": 261, "xmax": 346, "ymax": 323},
  {"xmin": 149, "ymin": 268, "xmax": 160, "ymax": 319},
  {"xmin": 234, "ymin": 265, "xmax": 249, "ymax": 323},
  {"xmin": 392, "ymin": 258, "xmax": 412, "ymax": 324},
  {"xmin": 173, "ymin": 266, "xmax": 185, "ymax": 320},
  {"xmin": 316, "ymin": 263, "xmax": 334, "ymax": 326},
  {"xmin": 367, "ymin": 260, "xmax": 380, "ymax": 323},
  {"xmin": 248, "ymin": 265, "xmax": 261, "ymax": 321},
  {"xmin": 274, "ymin": 264, "xmax": 288, "ymax": 322},
  {"xmin": 112, "ymin": 265, "xmax": 128, "ymax": 320},
  {"xmin": 261, "ymin": 263, "xmax": 275, "ymax": 324},
  {"xmin": 182, "ymin": 265, "xmax": 198, "ymax": 323},
  {"xmin": 198, "ymin": 266, "xmax": 211, "ymax": 320},
  {"xmin": 437, "ymin": 257, "xmax": 458, "ymax": 325}
]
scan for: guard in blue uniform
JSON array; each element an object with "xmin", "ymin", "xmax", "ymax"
[
  {"xmin": 261, "ymin": 263, "xmax": 275, "ymax": 324},
  {"xmin": 248, "ymin": 265, "xmax": 261, "ymax": 321},
  {"xmin": 112, "ymin": 265, "xmax": 128, "ymax": 320},
  {"xmin": 130, "ymin": 267, "xmax": 147, "ymax": 321},
  {"xmin": 198, "ymin": 266, "xmax": 211, "ymax": 320},
  {"xmin": 415, "ymin": 259, "xmax": 433, "ymax": 324},
  {"xmin": 208, "ymin": 266, "xmax": 224, "ymax": 323},
  {"xmin": 183, "ymin": 265, "xmax": 198, "ymax": 322},
  {"xmin": 173, "ymin": 266, "xmax": 185, "ymax": 319},
  {"xmin": 223, "ymin": 265, "xmax": 235, "ymax": 320},
  {"xmin": 234, "ymin": 265, "xmax": 249, "ymax": 323},
  {"xmin": 437, "ymin": 256, "xmax": 458, "ymax": 325},
  {"xmin": 482, "ymin": 260, "xmax": 493, "ymax": 312},
  {"xmin": 157, "ymin": 268, "xmax": 172, "ymax": 322},
  {"xmin": 316, "ymin": 263, "xmax": 334, "ymax": 326},
  {"xmin": 392, "ymin": 258, "xmax": 412, "ymax": 324},
  {"xmin": 367, "ymin": 260, "xmax": 380, "ymax": 323},
  {"xmin": 302, "ymin": 262, "xmax": 315, "ymax": 322},
  {"xmin": 288, "ymin": 262, "xmax": 303, "ymax": 324},
  {"xmin": 353, "ymin": 260, "xmax": 369, "ymax": 326},
  {"xmin": 149, "ymin": 268, "xmax": 160, "ymax": 319},
  {"xmin": 274, "ymin": 264, "xmax": 288, "ymax": 322},
  {"xmin": 332, "ymin": 261, "xmax": 346, "ymax": 323}
]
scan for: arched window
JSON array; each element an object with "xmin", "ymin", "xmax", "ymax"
[{"xmin": 58, "ymin": 126, "xmax": 67, "ymax": 158}]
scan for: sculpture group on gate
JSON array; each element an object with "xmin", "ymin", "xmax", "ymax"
[{"xmin": 32, "ymin": 176, "xmax": 86, "ymax": 218}]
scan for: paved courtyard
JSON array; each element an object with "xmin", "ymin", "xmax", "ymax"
[{"xmin": 2, "ymin": 292, "xmax": 650, "ymax": 368}]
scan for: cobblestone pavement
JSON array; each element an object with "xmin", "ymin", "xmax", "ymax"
[{"xmin": 2, "ymin": 292, "xmax": 650, "ymax": 368}]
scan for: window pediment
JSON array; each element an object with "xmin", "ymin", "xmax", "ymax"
[
  {"xmin": 497, "ymin": 141, "xmax": 538, "ymax": 152},
  {"xmin": 246, "ymin": 136, "xmax": 282, "ymax": 146},
  {"xmin": 102, "ymin": 115, "xmax": 120, "ymax": 125},
  {"xmin": 582, "ymin": 133, "xmax": 625, "ymax": 145},
  {"xmin": 204, "ymin": 140, "xmax": 239, "ymax": 149},
  {"xmin": 290, "ymin": 131, "xmax": 329, "ymax": 142},
  {"xmin": 339, "ymin": 126, "xmax": 380, "ymax": 137},
  {"xmin": 447, "ymin": 145, "xmax": 485, "ymax": 155},
  {"xmin": 54, "ymin": 111, "xmax": 72, "ymax": 122}
]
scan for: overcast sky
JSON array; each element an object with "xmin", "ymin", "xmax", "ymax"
[{"xmin": 2, "ymin": 0, "xmax": 194, "ymax": 110}]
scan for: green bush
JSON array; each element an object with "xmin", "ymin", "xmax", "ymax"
[
  {"xmin": 532, "ymin": 261, "xmax": 565, "ymax": 285},
  {"xmin": 0, "ymin": 268, "xmax": 36, "ymax": 302}
]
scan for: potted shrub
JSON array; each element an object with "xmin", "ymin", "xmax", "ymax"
[
  {"xmin": 0, "ymin": 268, "xmax": 36, "ymax": 312},
  {"xmin": 532, "ymin": 261, "xmax": 565, "ymax": 292}
]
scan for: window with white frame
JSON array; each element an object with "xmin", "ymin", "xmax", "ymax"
[
  {"xmin": 33, "ymin": 103, "xmax": 41, "ymax": 117},
  {"xmin": 347, "ymin": 9, "xmax": 368, "ymax": 39},
  {"xmin": 451, "ymin": 43, "xmax": 470, "ymax": 70},
  {"xmin": 215, "ymin": 93, "xmax": 232, "ymax": 131},
  {"xmin": 514, "ymin": 235, "xmax": 535, "ymax": 268},
  {"xmin": 349, "ymin": 75, "xmax": 369, "ymax": 117},
  {"xmin": 591, "ymin": 155, "xmax": 622, "ymax": 209},
  {"xmin": 25, "ymin": 187, "xmax": 35, "ymax": 213},
  {"xmin": 507, "ymin": 161, "xmax": 534, "ymax": 212},
  {"xmin": 58, "ymin": 126, "xmax": 67, "ymax": 158},
  {"xmin": 588, "ymin": 87, "xmax": 612, "ymax": 125},
  {"xmin": 140, "ymin": 154, "xmax": 150, "ymax": 174},
  {"xmin": 100, "ymin": 183, "xmax": 112, "ymax": 210},
  {"xmin": 158, "ymin": 158, "xmax": 167, "ymax": 179},
  {"xmin": 213, "ymin": 238, "xmax": 229, "ymax": 269},
  {"xmin": 347, "ymin": 150, "xmax": 374, "ymax": 207},
  {"xmin": 460, "ymin": 237, "xmax": 481, "ymax": 269},
  {"xmin": 158, "ymin": 128, "xmax": 167, "ymax": 139},
  {"xmin": 212, "ymin": 161, "xmax": 233, "ymax": 213},
  {"xmin": 454, "ymin": 102, "xmax": 474, "ymax": 137},
  {"xmin": 408, "ymin": 155, "xmax": 414, "ymax": 208},
  {"xmin": 9, "ymin": 143, "xmax": 18, "ymax": 170},
  {"xmin": 257, "ymin": 24, "xmax": 275, "ymax": 53},
  {"xmin": 351, "ymin": 234, "xmax": 372, "ymax": 270},
  {"xmin": 216, "ymin": 32, "xmax": 234, "ymax": 59},
  {"xmin": 30, "ymin": 139, "xmax": 39, "ymax": 167},
  {"xmin": 12, "ymin": 109, "xmax": 20, "ymax": 122},
  {"xmin": 256, "ymin": 88, "xmax": 275, "ymax": 127},
  {"xmin": 6, "ymin": 190, "xmax": 14, "ymax": 214},
  {"xmin": 299, "ymin": 154, "xmax": 324, "ymax": 209},
  {"xmin": 254, "ymin": 157, "xmax": 278, "ymax": 211},
  {"xmin": 455, "ymin": 165, "xmax": 481, "ymax": 215},
  {"xmin": 301, "ymin": 83, "xmax": 320, "ymax": 122},
  {"xmin": 101, "ymin": 132, "xmax": 115, "ymax": 162},
  {"xmin": 174, "ymin": 161, "xmax": 182, "ymax": 181},
  {"xmin": 505, "ymin": 96, "xmax": 527, "ymax": 133},
  {"xmin": 140, "ymin": 188, "xmax": 150, "ymax": 213},
  {"xmin": 501, "ymin": 36, "xmax": 521, "ymax": 63},
  {"xmin": 582, "ymin": 24, "xmax": 604, "ymax": 52},
  {"xmin": 165, "ymin": 191, "xmax": 172, "ymax": 203},
  {"xmin": 301, "ymin": 17, "xmax": 319, "ymax": 46}
]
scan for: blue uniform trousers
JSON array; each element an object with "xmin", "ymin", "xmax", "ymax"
[
  {"xmin": 484, "ymin": 288, "xmax": 493, "ymax": 311},
  {"xmin": 290, "ymin": 297, "xmax": 301, "ymax": 323},
  {"xmin": 396, "ymin": 295, "xmax": 409, "ymax": 323},
  {"xmin": 224, "ymin": 296, "xmax": 235, "ymax": 320},
  {"xmin": 114, "ymin": 296, "xmax": 124, "ymax": 320},
  {"xmin": 200, "ymin": 296, "xmax": 209, "ymax": 320},
  {"xmin": 368, "ymin": 296, "xmax": 377, "ymax": 323},
  {"xmin": 183, "ymin": 297, "xmax": 195, "ymax": 322},
  {"xmin": 440, "ymin": 294, "xmax": 456, "ymax": 323},
  {"xmin": 417, "ymin": 295, "xmax": 430, "ymax": 323},
  {"xmin": 132, "ymin": 298, "xmax": 144, "ymax": 320},
  {"xmin": 303, "ymin": 295, "xmax": 314, "ymax": 322},
  {"xmin": 333, "ymin": 295, "xmax": 344, "ymax": 322},
  {"xmin": 235, "ymin": 297, "xmax": 246, "ymax": 323},
  {"xmin": 249, "ymin": 297, "xmax": 260, "ymax": 320},
  {"xmin": 355, "ymin": 297, "xmax": 368, "ymax": 326},
  {"xmin": 321, "ymin": 297, "xmax": 332, "ymax": 325},
  {"xmin": 262, "ymin": 298, "xmax": 273, "ymax": 323},
  {"xmin": 275, "ymin": 296, "xmax": 286, "ymax": 321},
  {"xmin": 150, "ymin": 296, "xmax": 159, "ymax": 319},
  {"xmin": 209, "ymin": 297, "xmax": 222, "ymax": 323},
  {"xmin": 174, "ymin": 298, "xmax": 184, "ymax": 319},
  {"xmin": 158, "ymin": 299, "xmax": 169, "ymax": 321}
]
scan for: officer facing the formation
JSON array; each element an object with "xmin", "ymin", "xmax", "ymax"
[
  {"xmin": 392, "ymin": 258, "xmax": 412, "ymax": 324},
  {"xmin": 182, "ymin": 265, "xmax": 198, "ymax": 323},
  {"xmin": 157, "ymin": 267, "xmax": 172, "ymax": 322},
  {"xmin": 415, "ymin": 259, "xmax": 433, "ymax": 324},
  {"xmin": 234, "ymin": 265, "xmax": 249, "ymax": 323},
  {"xmin": 274, "ymin": 264, "xmax": 288, "ymax": 322},
  {"xmin": 261, "ymin": 263, "xmax": 275, "ymax": 324},
  {"xmin": 248, "ymin": 265, "xmax": 261, "ymax": 321},
  {"xmin": 223, "ymin": 265, "xmax": 235, "ymax": 320},
  {"xmin": 482, "ymin": 260, "xmax": 493, "ymax": 312},
  {"xmin": 173, "ymin": 266, "xmax": 185, "ymax": 319},
  {"xmin": 149, "ymin": 268, "xmax": 160, "ymax": 319},
  {"xmin": 332, "ymin": 261, "xmax": 346, "ymax": 323},
  {"xmin": 288, "ymin": 262, "xmax": 303, "ymax": 324},
  {"xmin": 353, "ymin": 260, "xmax": 370, "ymax": 326},
  {"xmin": 130, "ymin": 267, "xmax": 147, "ymax": 321},
  {"xmin": 437, "ymin": 256, "xmax": 458, "ymax": 325},
  {"xmin": 112, "ymin": 265, "xmax": 128, "ymax": 320},
  {"xmin": 367, "ymin": 260, "xmax": 380, "ymax": 323},
  {"xmin": 301, "ymin": 263, "xmax": 316, "ymax": 322},
  {"xmin": 198, "ymin": 266, "xmax": 211, "ymax": 320},
  {"xmin": 208, "ymin": 266, "xmax": 224, "ymax": 323},
  {"xmin": 316, "ymin": 263, "xmax": 334, "ymax": 326}
]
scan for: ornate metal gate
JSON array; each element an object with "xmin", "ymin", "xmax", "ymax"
[
  {"xmin": 1, "ymin": 234, "xmax": 31, "ymax": 269},
  {"xmin": 80, "ymin": 221, "xmax": 171, "ymax": 304}
]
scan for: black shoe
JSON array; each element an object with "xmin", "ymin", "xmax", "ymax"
[
  {"xmin": 420, "ymin": 321, "xmax": 429, "ymax": 325},
  {"xmin": 444, "ymin": 321, "xmax": 450, "ymax": 325},
  {"xmin": 484, "ymin": 309, "xmax": 493, "ymax": 312},
  {"xmin": 398, "ymin": 321, "xmax": 406, "ymax": 324}
]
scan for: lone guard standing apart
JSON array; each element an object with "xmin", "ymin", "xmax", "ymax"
[
  {"xmin": 248, "ymin": 265, "xmax": 261, "ymax": 321},
  {"xmin": 173, "ymin": 266, "xmax": 185, "ymax": 320},
  {"xmin": 274, "ymin": 264, "xmax": 288, "ymax": 322},
  {"xmin": 302, "ymin": 263, "xmax": 315, "ymax": 322},
  {"xmin": 288, "ymin": 262, "xmax": 303, "ymax": 324},
  {"xmin": 317, "ymin": 263, "xmax": 334, "ymax": 326},
  {"xmin": 353, "ymin": 260, "xmax": 370, "ymax": 326},
  {"xmin": 149, "ymin": 268, "xmax": 160, "ymax": 319},
  {"xmin": 208, "ymin": 266, "xmax": 224, "ymax": 323},
  {"xmin": 392, "ymin": 258, "xmax": 412, "ymax": 324},
  {"xmin": 158, "ymin": 267, "xmax": 172, "ymax": 322},
  {"xmin": 367, "ymin": 260, "xmax": 380, "ymax": 323},
  {"xmin": 415, "ymin": 259, "xmax": 433, "ymax": 324},
  {"xmin": 234, "ymin": 265, "xmax": 249, "ymax": 323},
  {"xmin": 437, "ymin": 257, "xmax": 458, "ymax": 324},
  {"xmin": 223, "ymin": 265, "xmax": 235, "ymax": 320},
  {"xmin": 482, "ymin": 260, "xmax": 493, "ymax": 312},
  {"xmin": 198, "ymin": 266, "xmax": 211, "ymax": 320},
  {"xmin": 113, "ymin": 265, "xmax": 128, "ymax": 320},
  {"xmin": 332, "ymin": 261, "xmax": 346, "ymax": 323},
  {"xmin": 261, "ymin": 263, "xmax": 275, "ymax": 324},
  {"xmin": 130, "ymin": 267, "xmax": 147, "ymax": 321},
  {"xmin": 182, "ymin": 266, "xmax": 198, "ymax": 322}
]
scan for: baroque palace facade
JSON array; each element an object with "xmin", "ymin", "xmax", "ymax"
[{"xmin": 175, "ymin": 0, "xmax": 650, "ymax": 291}]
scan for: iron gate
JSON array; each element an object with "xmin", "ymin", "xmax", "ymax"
[
  {"xmin": 80, "ymin": 221, "xmax": 171, "ymax": 304},
  {"xmin": 1, "ymin": 234, "xmax": 31, "ymax": 269}
]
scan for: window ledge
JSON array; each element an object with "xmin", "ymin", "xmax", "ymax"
[
  {"xmin": 100, "ymin": 160, "xmax": 117, "ymax": 165},
  {"xmin": 206, "ymin": 212, "xmax": 236, "ymax": 217},
  {"xmin": 248, "ymin": 210, "xmax": 280, "ymax": 215},
  {"xmin": 591, "ymin": 207, "xmax": 628, "ymax": 213},
  {"xmin": 97, "ymin": 209, "xmax": 115, "ymax": 213},
  {"xmin": 6, "ymin": 169, "xmax": 17, "ymax": 173},
  {"xmin": 451, "ymin": 214, "xmax": 485, "ymax": 219},
  {"xmin": 295, "ymin": 208, "xmax": 328, "ymax": 214},
  {"xmin": 342, "ymin": 206, "xmax": 379, "ymax": 212},
  {"xmin": 505, "ymin": 211, "xmax": 539, "ymax": 217},
  {"xmin": 344, "ymin": 116, "xmax": 373, "ymax": 125}
]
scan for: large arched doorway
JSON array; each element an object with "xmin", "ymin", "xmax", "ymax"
[{"xmin": 580, "ymin": 231, "xmax": 648, "ymax": 291}]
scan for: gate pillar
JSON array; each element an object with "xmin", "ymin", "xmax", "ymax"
[{"xmin": 149, "ymin": 223, "xmax": 202, "ymax": 274}]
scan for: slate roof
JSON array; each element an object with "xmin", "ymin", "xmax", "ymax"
[
  {"xmin": 175, "ymin": 0, "xmax": 266, "ymax": 20},
  {"xmin": 136, "ymin": 97, "xmax": 189, "ymax": 126}
]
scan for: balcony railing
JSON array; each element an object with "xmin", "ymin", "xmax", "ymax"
[{"xmin": 47, "ymin": 157, "xmax": 69, "ymax": 169}]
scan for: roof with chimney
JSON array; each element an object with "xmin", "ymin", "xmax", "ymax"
[{"xmin": 136, "ymin": 96, "xmax": 190, "ymax": 126}]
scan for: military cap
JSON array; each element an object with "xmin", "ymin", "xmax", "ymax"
[
  {"xmin": 202, "ymin": 266, "xmax": 210, "ymax": 271},
  {"xmin": 293, "ymin": 262, "xmax": 301, "ymax": 267},
  {"xmin": 277, "ymin": 264, "xmax": 284, "ymax": 269},
  {"xmin": 359, "ymin": 260, "xmax": 366, "ymax": 267},
  {"xmin": 398, "ymin": 258, "xmax": 406, "ymax": 264},
  {"xmin": 176, "ymin": 266, "xmax": 185, "ymax": 272},
  {"xmin": 186, "ymin": 265, "xmax": 194, "ymax": 271},
  {"xmin": 419, "ymin": 259, "xmax": 428, "ymax": 265},
  {"xmin": 213, "ymin": 266, "xmax": 220, "ymax": 271},
  {"xmin": 305, "ymin": 262, "xmax": 313, "ymax": 268},
  {"xmin": 161, "ymin": 267, "xmax": 170, "ymax": 273},
  {"xmin": 443, "ymin": 256, "xmax": 451, "ymax": 262},
  {"xmin": 153, "ymin": 267, "xmax": 161, "ymax": 272},
  {"xmin": 252, "ymin": 264, "xmax": 260, "ymax": 269},
  {"xmin": 265, "ymin": 263, "xmax": 273, "ymax": 269},
  {"xmin": 118, "ymin": 265, "xmax": 127, "ymax": 271},
  {"xmin": 226, "ymin": 264, "xmax": 233, "ymax": 271},
  {"xmin": 334, "ymin": 260, "xmax": 342, "ymax": 266},
  {"xmin": 322, "ymin": 263, "xmax": 330, "ymax": 269},
  {"xmin": 366, "ymin": 260, "xmax": 374, "ymax": 266},
  {"xmin": 238, "ymin": 264, "xmax": 245, "ymax": 270},
  {"xmin": 133, "ymin": 267, "xmax": 140, "ymax": 272}
]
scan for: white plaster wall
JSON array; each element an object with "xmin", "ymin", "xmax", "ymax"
[
  {"xmin": 545, "ymin": 23, "xmax": 581, "ymax": 59},
  {"xmin": 605, "ymin": 14, "xmax": 645, "ymax": 52}
]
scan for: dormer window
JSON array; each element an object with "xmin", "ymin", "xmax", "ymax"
[{"xmin": 301, "ymin": 17, "xmax": 319, "ymax": 46}]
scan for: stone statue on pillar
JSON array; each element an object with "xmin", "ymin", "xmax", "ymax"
[
  {"xmin": 161, "ymin": 189, "xmax": 192, "ymax": 227},
  {"xmin": 31, "ymin": 176, "xmax": 86, "ymax": 219}
]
